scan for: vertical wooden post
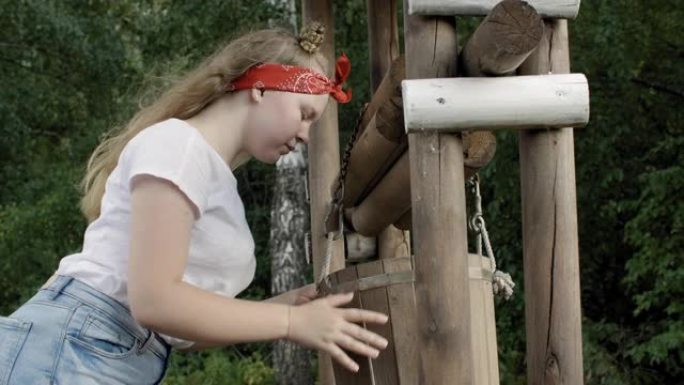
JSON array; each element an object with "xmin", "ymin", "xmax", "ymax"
[
  {"xmin": 403, "ymin": 2, "xmax": 474, "ymax": 384},
  {"xmin": 302, "ymin": 2, "xmax": 344, "ymax": 384},
  {"xmin": 367, "ymin": 0, "xmax": 411, "ymax": 260},
  {"xmin": 518, "ymin": 19, "xmax": 584, "ymax": 385}
]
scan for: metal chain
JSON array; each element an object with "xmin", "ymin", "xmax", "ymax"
[
  {"xmin": 468, "ymin": 174, "xmax": 515, "ymax": 300},
  {"xmin": 317, "ymin": 103, "xmax": 371, "ymax": 289}
]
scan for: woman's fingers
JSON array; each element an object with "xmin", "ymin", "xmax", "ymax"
[
  {"xmin": 327, "ymin": 342, "xmax": 360, "ymax": 372},
  {"xmin": 336, "ymin": 331, "xmax": 381, "ymax": 359},
  {"xmin": 342, "ymin": 322, "xmax": 389, "ymax": 350},
  {"xmin": 325, "ymin": 291, "xmax": 355, "ymax": 307},
  {"xmin": 342, "ymin": 307, "xmax": 389, "ymax": 325}
]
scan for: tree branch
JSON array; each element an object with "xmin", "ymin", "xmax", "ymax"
[{"xmin": 631, "ymin": 77, "xmax": 684, "ymax": 99}]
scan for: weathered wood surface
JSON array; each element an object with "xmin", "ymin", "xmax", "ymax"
[
  {"xmin": 302, "ymin": 2, "xmax": 344, "ymax": 384},
  {"xmin": 460, "ymin": 0, "xmax": 544, "ymax": 77},
  {"xmin": 403, "ymin": 3, "xmax": 475, "ymax": 384},
  {"xmin": 407, "ymin": 0, "xmax": 581, "ymax": 19},
  {"xmin": 518, "ymin": 18, "xmax": 585, "ymax": 385},
  {"xmin": 366, "ymin": 3, "xmax": 411, "ymax": 260},
  {"xmin": 402, "ymin": 73, "xmax": 590, "ymax": 133}
]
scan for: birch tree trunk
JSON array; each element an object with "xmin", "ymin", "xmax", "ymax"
[{"xmin": 267, "ymin": 1, "xmax": 313, "ymax": 384}]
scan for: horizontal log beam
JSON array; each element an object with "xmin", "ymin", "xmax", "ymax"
[
  {"xmin": 407, "ymin": 0, "xmax": 580, "ymax": 19},
  {"xmin": 402, "ymin": 73, "xmax": 589, "ymax": 133},
  {"xmin": 460, "ymin": 0, "xmax": 544, "ymax": 77}
]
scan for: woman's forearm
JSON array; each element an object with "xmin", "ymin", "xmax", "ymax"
[
  {"xmin": 262, "ymin": 290, "xmax": 295, "ymax": 305},
  {"xmin": 131, "ymin": 281, "xmax": 290, "ymax": 346}
]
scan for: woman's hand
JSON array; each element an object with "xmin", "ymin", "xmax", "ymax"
[
  {"xmin": 286, "ymin": 292, "xmax": 390, "ymax": 373},
  {"xmin": 292, "ymin": 283, "xmax": 318, "ymax": 305}
]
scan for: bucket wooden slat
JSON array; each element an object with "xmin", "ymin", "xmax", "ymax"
[
  {"xmin": 357, "ymin": 260, "xmax": 400, "ymax": 384},
  {"xmin": 333, "ymin": 265, "xmax": 372, "ymax": 384},
  {"xmin": 319, "ymin": 254, "xmax": 499, "ymax": 384}
]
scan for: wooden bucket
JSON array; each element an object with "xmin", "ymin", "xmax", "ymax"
[{"xmin": 317, "ymin": 254, "xmax": 500, "ymax": 385}]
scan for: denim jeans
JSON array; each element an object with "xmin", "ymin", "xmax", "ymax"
[{"xmin": 0, "ymin": 275, "xmax": 171, "ymax": 384}]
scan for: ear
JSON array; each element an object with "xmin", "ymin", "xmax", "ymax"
[{"xmin": 249, "ymin": 88, "xmax": 263, "ymax": 103}]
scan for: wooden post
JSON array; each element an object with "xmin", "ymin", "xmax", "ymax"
[
  {"xmin": 517, "ymin": 19, "xmax": 585, "ymax": 385},
  {"xmin": 403, "ymin": 2, "xmax": 474, "ymax": 383},
  {"xmin": 302, "ymin": 2, "xmax": 344, "ymax": 384},
  {"xmin": 367, "ymin": 0, "xmax": 411, "ymax": 260},
  {"xmin": 367, "ymin": 0, "xmax": 400, "ymax": 91}
]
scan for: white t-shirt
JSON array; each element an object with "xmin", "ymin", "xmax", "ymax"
[{"xmin": 56, "ymin": 118, "xmax": 257, "ymax": 349}]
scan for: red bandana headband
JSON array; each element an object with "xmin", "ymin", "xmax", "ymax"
[{"xmin": 226, "ymin": 52, "xmax": 352, "ymax": 104}]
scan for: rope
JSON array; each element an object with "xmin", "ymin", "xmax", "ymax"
[
  {"xmin": 317, "ymin": 231, "xmax": 335, "ymax": 288},
  {"xmin": 469, "ymin": 175, "xmax": 515, "ymax": 300}
]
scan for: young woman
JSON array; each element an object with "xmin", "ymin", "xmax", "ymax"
[{"xmin": 0, "ymin": 23, "xmax": 389, "ymax": 384}]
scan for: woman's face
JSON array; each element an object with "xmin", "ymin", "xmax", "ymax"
[{"xmin": 244, "ymin": 89, "xmax": 329, "ymax": 164}]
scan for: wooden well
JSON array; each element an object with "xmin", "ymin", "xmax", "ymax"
[{"xmin": 317, "ymin": 254, "xmax": 499, "ymax": 385}]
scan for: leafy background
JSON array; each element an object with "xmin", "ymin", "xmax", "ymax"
[{"xmin": 1, "ymin": 0, "xmax": 681, "ymax": 384}]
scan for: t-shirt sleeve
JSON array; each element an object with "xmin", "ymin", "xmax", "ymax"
[{"xmin": 120, "ymin": 123, "xmax": 211, "ymax": 218}]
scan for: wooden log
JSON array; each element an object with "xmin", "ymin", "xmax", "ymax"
[
  {"xmin": 407, "ymin": 0, "xmax": 581, "ymax": 19},
  {"xmin": 460, "ymin": 0, "xmax": 544, "ymax": 77},
  {"xmin": 345, "ymin": 232, "xmax": 377, "ymax": 262},
  {"xmin": 348, "ymin": 133, "xmax": 493, "ymax": 236},
  {"xmin": 393, "ymin": 208, "xmax": 412, "ymax": 231},
  {"xmin": 402, "ymin": 73, "xmax": 590, "ymax": 133},
  {"xmin": 518, "ymin": 19, "xmax": 585, "ymax": 385},
  {"xmin": 337, "ymin": 56, "xmax": 406, "ymax": 208},
  {"xmin": 346, "ymin": 152, "xmax": 411, "ymax": 236},
  {"xmin": 365, "ymin": 0, "xmax": 410, "ymax": 263},
  {"xmin": 302, "ymin": 3, "xmax": 344, "ymax": 385},
  {"xmin": 463, "ymin": 130, "xmax": 497, "ymax": 175},
  {"xmin": 403, "ymin": 3, "xmax": 475, "ymax": 384},
  {"xmin": 367, "ymin": 0, "xmax": 400, "ymax": 91}
]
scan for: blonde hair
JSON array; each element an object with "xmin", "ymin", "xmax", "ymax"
[{"xmin": 80, "ymin": 23, "xmax": 328, "ymax": 223}]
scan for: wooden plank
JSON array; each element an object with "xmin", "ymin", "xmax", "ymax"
[
  {"xmin": 460, "ymin": 0, "xmax": 544, "ymax": 77},
  {"xmin": 402, "ymin": 73, "xmax": 590, "ymax": 133},
  {"xmin": 402, "ymin": 3, "xmax": 475, "ymax": 383},
  {"xmin": 334, "ymin": 265, "xmax": 373, "ymax": 385},
  {"xmin": 301, "ymin": 2, "xmax": 345, "ymax": 384},
  {"xmin": 357, "ymin": 261, "xmax": 400, "ymax": 385},
  {"xmin": 468, "ymin": 254, "xmax": 500, "ymax": 385},
  {"xmin": 384, "ymin": 257, "xmax": 419, "ymax": 384},
  {"xmin": 407, "ymin": 0, "xmax": 580, "ymax": 19},
  {"xmin": 517, "ymin": 19, "xmax": 585, "ymax": 385}
]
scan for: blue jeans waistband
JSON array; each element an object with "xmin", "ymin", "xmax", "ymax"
[{"xmin": 40, "ymin": 274, "xmax": 171, "ymax": 359}]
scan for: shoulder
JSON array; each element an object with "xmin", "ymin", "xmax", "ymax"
[{"xmin": 126, "ymin": 118, "xmax": 198, "ymax": 152}]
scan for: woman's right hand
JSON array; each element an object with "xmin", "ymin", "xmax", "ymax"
[{"xmin": 286, "ymin": 292, "xmax": 390, "ymax": 373}]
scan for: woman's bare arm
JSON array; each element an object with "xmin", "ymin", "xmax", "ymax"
[
  {"xmin": 127, "ymin": 175, "xmax": 290, "ymax": 346},
  {"xmin": 127, "ymin": 175, "xmax": 390, "ymax": 371}
]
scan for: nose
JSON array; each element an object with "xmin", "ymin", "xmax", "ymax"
[{"xmin": 296, "ymin": 123, "xmax": 311, "ymax": 145}]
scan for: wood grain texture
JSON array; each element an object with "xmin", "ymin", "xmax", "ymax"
[
  {"xmin": 460, "ymin": 0, "xmax": 543, "ymax": 77},
  {"xmin": 302, "ymin": 2, "xmax": 345, "ymax": 384},
  {"xmin": 407, "ymin": 0, "xmax": 581, "ymax": 19},
  {"xmin": 517, "ymin": 19, "xmax": 585, "ymax": 385},
  {"xmin": 403, "ymin": 3, "xmax": 475, "ymax": 383},
  {"xmin": 402, "ymin": 73, "xmax": 590, "ymax": 133}
]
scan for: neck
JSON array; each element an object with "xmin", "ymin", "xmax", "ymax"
[{"xmin": 183, "ymin": 94, "xmax": 250, "ymax": 170}]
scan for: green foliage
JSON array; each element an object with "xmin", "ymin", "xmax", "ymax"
[
  {"xmin": 162, "ymin": 349, "xmax": 275, "ymax": 385},
  {"xmin": 1, "ymin": 0, "xmax": 682, "ymax": 383}
]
